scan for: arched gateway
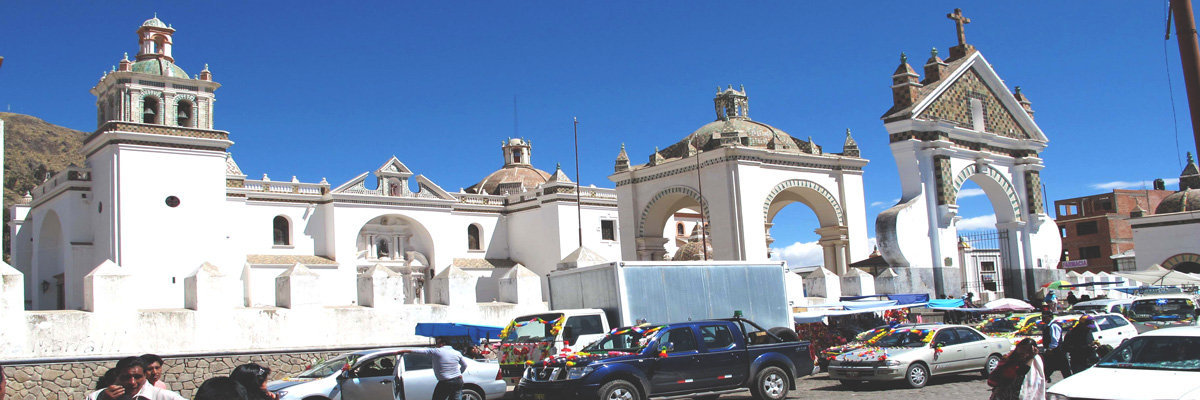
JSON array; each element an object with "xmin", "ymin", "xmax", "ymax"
[
  {"xmin": 610, "ymin": 87, "xmax": 870, "ymax": 274},
  {"xmin": 875, "ymin": 21, "xmax": 1061, "ymax": 299}
]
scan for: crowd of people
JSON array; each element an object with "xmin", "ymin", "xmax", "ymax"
[
  {"xmin": 986, "ymin": 308, "xmax": 1106, "ymax": 400},
  {"xmin": 0, "ymin": 354, "xmax": 279, "ymax": 400}
]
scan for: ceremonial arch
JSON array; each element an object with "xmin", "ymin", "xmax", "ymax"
[{"xmin": 611, "ymin": 87, "xmax": 870, "ymax": 272}]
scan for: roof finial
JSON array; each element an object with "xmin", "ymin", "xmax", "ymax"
[
  {"xmin": 123, "ymin": 52, "xmax": 129, "ymax": 61},
  {"xmin": 1189, "ymin": 151, "xmax": 1195, "ymax": 164},
  {"xmin": 1015, "ymin": 86, "xmax": 1023, "ymax": 95},
  {"xmin": 931, "ymin": 47, "xmax": 938, "ymax": 57},
  {"xmin": 203, "ymin": 63, "xmax": 210, "ymax": 71},
  {"xmin": 556, "ymin": 162, "xmax": 562, "ymax": 171},
  {"xmin": 900, "ymin": 52, "xmax": 908, "ymax": 64}
]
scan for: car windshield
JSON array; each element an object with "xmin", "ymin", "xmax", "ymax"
[
  {"xmin": 583, "ymin": 326, "xmax": 662, "ymax": 353},
  {"xmin": 1096, "ymin": 336, "xmax": 1200, "ymax": 371},
  {"xmin": 295, "ymin": 354, "xmax": 362, "ymax": 378},
  {"xmin": 869, "ymin": 329, "xmax": 930, "ymax": 348},
  {"xmin": 1129, "ymin": 298, "xmax": 1197, "ymax": 322},
  {"xmin": 501, "ymin": 313, "xmax": 564, "ymax": 344},
  {"xmin": 855, "ymin": 327, "xmax": 888, "ymax": 342},
  {"xmin": 980, "ymin": 317, "xmax": 1022, "ymax": 333}
]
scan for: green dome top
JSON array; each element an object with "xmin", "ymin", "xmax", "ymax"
[
  {"xmin": 131, "ymin": 59, "xmax": 188, "ymax": 79},
  {"xmin": 142, "ymin": 16, "xmax": 167, "ymax": 28}
]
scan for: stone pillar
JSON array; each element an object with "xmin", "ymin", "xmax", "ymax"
[
  {"xmin": 636, "ymin": 237, "xmax": 669, "ymax": 261},
  {"xmin": 84, "ymin": 260, "xmax": 135, "ymax": 313},
  {"xmin": 840, "ymin": 268, "xmax": 875, "ymax": 296},
  {"xmin": 429, "ymin": 266, "xmax": 477, "ymax": 306},
  {"xmin": 185, "ymin": 262, "xmax": 240, "ymax": 311},
  {"xmin": 276, "ymin": 263, "xmax": 319, "ymax": 308},
  {"xmin": 803, "ymin": 267, "xmax": 841, "ymax": 299},
  {"xmin": 358, "ymin": 264, "xmax": 406, "ymax": 307},
  {"xmin": 499, "ymin": 264, "xmax": 542, "ymax": 305}
]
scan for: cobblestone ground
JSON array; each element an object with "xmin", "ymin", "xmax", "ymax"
[{"xmin": 720, "ymin": 372, "xmax": 993, "ymax": 400}]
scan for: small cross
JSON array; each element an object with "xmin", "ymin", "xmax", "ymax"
[{"xmin": 947, "ymin": 8, "xmax": 971, "ymax": 46}]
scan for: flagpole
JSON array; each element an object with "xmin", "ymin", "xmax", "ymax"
[{"xmin": 574, "ymin": 117, "xmax": 583, "ymax": 248}]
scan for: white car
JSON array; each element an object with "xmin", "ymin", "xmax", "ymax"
[
  {"xmin": 267, "ymin": 347, "xmax": 507, "ymax": 400},
  {"xmin": 1068, "ymin": 298, "xmax": 1133, "ymax": 315},
  {"xmin": 1048, "ymin": 326, "xmax": 1200, "ymax": 400},
  {"xmin": 1052, "ymin": 313, "xmax": 1138, "ymax": 349}
]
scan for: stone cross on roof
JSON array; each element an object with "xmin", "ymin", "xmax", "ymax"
[{"xmin": 947, "ymin": 8, "xmax": 971, "ymax": 47}]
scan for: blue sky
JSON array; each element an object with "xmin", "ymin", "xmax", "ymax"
[{"xmin": 2, "ymin": 2, "xmax": 1196, "ymax": 267}]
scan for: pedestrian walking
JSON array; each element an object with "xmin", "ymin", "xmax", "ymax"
[
  {"xmin": 1044, "ymin": 290, "xmax": 1058, "ymax": 312},
  {"xmin": 1039, "ymin": 310, "xmax": 1071, "ymax": 381},
  {"xmin": 140, "ymin": 354, "xmax": 168, "ymax": 390},
  {"xmin": 230, "ymin": 363, "xmax": 277, "ymax": 400},
  {"xmin": 1062, "ymin": 316, "xmax": 1099, "ymax": 374},
  {"xmin": 399, "ymin": 338, "xmax": 468, "ymax": 400},
  {"xmin": 1066, "ymin": 291, "xmax": 1078, "ymax": 306},
  {"xmin": 86, "ymin": 357, "xmax": 186, "ymax": 400},
  {"xmin": 988, "ymin": 338, "xmax": 1044, "ymax": 400}
]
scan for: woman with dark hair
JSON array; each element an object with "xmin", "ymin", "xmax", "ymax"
[
  {"xmin": 988, "ymin": 338, "xmax": 1045, "ymax": 400},
  {"xmin": 229, "ymin": 363, "xmax": 277, "ymax": 400},
  {"xmin": 94, "ymin": 368, "xmax": 119, "ymax": 391}
]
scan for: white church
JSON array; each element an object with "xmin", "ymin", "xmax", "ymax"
[{"xmin": 5, "ymin": 10, "xmax": 1068, "ymax": 336}]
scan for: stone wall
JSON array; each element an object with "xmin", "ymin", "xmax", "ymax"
[{"xmin": 2, "ymin": 346, "xmax": 391, "ymax": 400}]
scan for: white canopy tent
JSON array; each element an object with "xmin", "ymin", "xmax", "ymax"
[{"xmin": 1116, "ymin": 264, "xmax": 1200, "ymax": 287}]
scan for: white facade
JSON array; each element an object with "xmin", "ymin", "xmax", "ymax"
[
  {"xmin": 1130, "ymin": 211, "xmax": 1200, "ymax": 272},
  {"xmin": 7, "ymin": 18, "xmax": 620, "ymax": 311}
]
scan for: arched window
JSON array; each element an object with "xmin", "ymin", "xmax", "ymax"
[
  {"xmin": 468, "ymin": 224, "xmax": 482, "ymax": 250},
  {"xmin": 176, "ymin": 100, "xmax": 193, "ymax": 127},
  {"xmin": 272, "ymin": 216, "xmax": 290, "ymax": 246},
  {"xmin": 143, "ymin": 96, "xmax": 160, "ymax": 124},
  {"xmin": 677, "ymin": 223, "xmax": 685, "ymax": 236},
  {"xmin": 377, "ymin": 238, "xmax": 390, "ymax": 259}
]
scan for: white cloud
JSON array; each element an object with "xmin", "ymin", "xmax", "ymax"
[
  {"xmin": 1089, "ymin": 178, "xmax": 1178, "ymax": 191},
  {"xmin": 870, "ymin": 198, "xmax": 900, "ymax": 208},
  {"xmin": 958, "ymin": 188, "xmax": 986, "ymax": 198},
  {"xmin": 956, "ymin": 214, "xmax": 997, "ymax": 231},
  {"xmin": 769, "ymin": 240, "xmax": 824, "ymax": 269}
]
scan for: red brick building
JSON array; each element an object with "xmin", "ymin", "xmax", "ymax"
[{"xmin": 1054, "ymin": 189, "xmax": 1174, "ymax": 273}]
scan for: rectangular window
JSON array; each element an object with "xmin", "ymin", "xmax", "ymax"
[
  {"xmin": 601, "ymin": 220, "xmax": 616, "ymax": 241},
  {"xmin": 1079, "ymin": 246, "xmax": 1102, "ymax": 259},
  {"xmin": 980, "ymin": 261, "xmax": 996, "ymax": 272},
  {"xmin": 1060, "ymin": 227, "xmax": 1068, "ymax": 238},
  {"xmin": 983, "ymin": 281, "xmax": 998, "ymax": 291},
  {"xmin": 1076, "ymin": 221, "xmax": 1099, "ymax": 236}
]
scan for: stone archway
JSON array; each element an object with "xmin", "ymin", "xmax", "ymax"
[
  {"xmin": 1162, "ymin": 253, "xmax": 1200, "ymax": 274},
  {"xmin": 949, "ymin": 163, "xmax": 1021, "ymax": 223},
  {"xmin": 762, "ymin": 179, "xmax": 851, "ymax": 273},
  {"xmin": 355, "ymin": 214, "xmax": 437, "ymax": 303},
  {"xmin": 635, "ymin": 186, "xmax": 710, "ymax": 261}
]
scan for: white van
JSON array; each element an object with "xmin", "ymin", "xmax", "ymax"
[{"xmin": 494, "ymin": 309, "xmax": 610, "ymax": 384}]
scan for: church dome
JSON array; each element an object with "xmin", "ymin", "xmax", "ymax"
[
  {"xmin": 1155, "ymin": 189, "xmax": 1200, "ymax": 214},
  {"xmin": 674, "ymin": 118, "xmax": 801, "ymax": 153},
  {"xmin": 142, "ymin": 16, "xmax": 168, "ymax": 28},
  {"xmin": 468, "ymin": 165, "xmax": 550, "ymax": 195},
  {"xmin": 131, "ymin": 58, "xmax": 188, "ymax": 78}
]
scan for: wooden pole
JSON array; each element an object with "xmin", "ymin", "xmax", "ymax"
[{"xmin": 1172, "ymin": 0, "xmax": 1200, "ymax": 157}]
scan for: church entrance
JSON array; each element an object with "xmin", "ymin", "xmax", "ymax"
[{"xmin": 355, "ymin": 214, "xmax": 435, "ymax": 303}]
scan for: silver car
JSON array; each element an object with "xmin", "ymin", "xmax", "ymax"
[
  {"xmin": 267, "ymin": 347, "xmax": 507, "ymax": 400},
  {"xmin": 827, "ymin": 324, "xmax": 1012, "ymax": 388}
]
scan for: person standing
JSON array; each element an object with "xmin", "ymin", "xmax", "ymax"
[
  {"xmin": 229, "ymin": 363, "xmax": 277, "ymax": 400},
  {"xmin": 140, "ymin": 354, "xmax": 168, "ymax": 390},
  {"xmin": 1066, "ymin": 292, "xmax": 1078, "ymax": 306},
  {"xmin": 1062, "ymin": 316, "xmax": 1099, "ymax": 374},
  {"xmin": 1044, "ymin": 290, "xmax": 1058, "ymax": 312},
  {"xmin": 86, "ymin": 357, "xmax": 185, "ymax": 400},
  {"xmin": 988, "ymin": 338, "xmax": 1044, "ymax": 400},
  {"xmin": 399, "ymin": 338, "xmax": 468, "ymax": 400},
  {"xmin": 1039, "ymin": 310, "xmax": 1070, "ymax": 381}
]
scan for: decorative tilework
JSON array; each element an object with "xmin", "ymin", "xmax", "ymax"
[
  {"xmin": 917, "ymin": 69, "xmax": 1030, "ymax": 139},
  {"xmin": 637, "ymin": 186, "xmax": 710, "ymax": 237},
  {"xmin": 934, "ymin": 156, "xmax": 954, "ymax": 205},
  {"xmin": 761, "ymin": 179, "xmax": 845, "ymax": 225},
  {"xmin": 949, "ymin": 164, "xmax": 1022, "ymax": 216},
  {"xmin": 1024, "ymin": 170, "xmax": 1044, "ymax": 215},
  {"xmin": 1162, "ymin": 253, "xmax": 1200, "ymax": 271}
]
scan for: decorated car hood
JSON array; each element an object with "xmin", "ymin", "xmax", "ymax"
[
  {"xmin": 494, "ymin": 341, "xmax": 557, "ymax": 366},
  {"xmin": 532, "ymin": 350, "xmax": 642, "ymax": 368},
  {"xmin": 1049, "ymin": 367, "xmax": 1200, "ymax": 399},
  {"xmin": 833, "ymin": 347, "xmax": 921, "ymax": 363}
]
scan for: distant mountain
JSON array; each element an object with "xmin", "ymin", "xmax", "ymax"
[{"xmin": 0, "ymin": 112, "xmax": 87, "ymax": 259}]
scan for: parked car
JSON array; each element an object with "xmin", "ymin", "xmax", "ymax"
[
  {"xmin": 516, "ymin": 318, "xmax": 813, "ymax": 400},
  {"xmin": 1127, "ymin": 294, "xmax": 1199, "ymax": 332},
  {"xmin": 1047, "ymin": 326, "xmax": 1200, "ymax": 400},
  {"xmin": 1068, "ymin": 298, "xmax": 1134, "ymax": 315},
  {"xmin": 976, "ymin": 313, "xmax": 1040, "ymax": 342},
  {"xmin": 819, "ymin": 324, "xmax": 924, "ymax": 368},
  {"xmin": 266, "ymin": 347, "xmax": 507, "ymax": 400},
  {"xmin": 1053, "ymin": 313, "xmax": 1139, "ymax": 348},
  {"xmin": 827, "ymin": 324, "xmax": 1011, "ymax": 388}
]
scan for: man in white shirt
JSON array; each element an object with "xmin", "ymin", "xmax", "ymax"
[
  {"xmin": 86, "ymin": 357, "xmax": 185, "ymax": 400},
  {"xmin": 398, "ymin": 338, "xmax": 468, "ymax": 400}
]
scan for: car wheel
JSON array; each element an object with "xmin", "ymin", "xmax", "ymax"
[
  {"xmin": 904, "ymin": 363, "xmax": 929, "ymax": 389},
  {"xmin": 750, "ymin": 366, "xmax": 789, "ymax": 400},
  {"xmin": 598, "ymin": 379, "xmax": 641, "ymax": 400},
  {"xmin": 460, "ymin": 388, "xmax": 485, "ymax": 400},
  {"xmin": 983, "ymin": 354, "xmax": 1002, "ymax": 377}
]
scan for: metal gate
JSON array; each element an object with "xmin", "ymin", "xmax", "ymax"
[{"xmin": 957, "ymin": 230, "xmax": 1015, "ymax": 298}]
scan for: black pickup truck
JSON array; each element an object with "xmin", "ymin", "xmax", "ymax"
[{"xmin": 516, "ymin": 318, "xmax": 814, "ymax": 400}]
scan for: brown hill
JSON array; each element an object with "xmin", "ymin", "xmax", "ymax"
[{"xmin": 0, "ymin": 112, "xmax": 87, "ymax": 239}]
